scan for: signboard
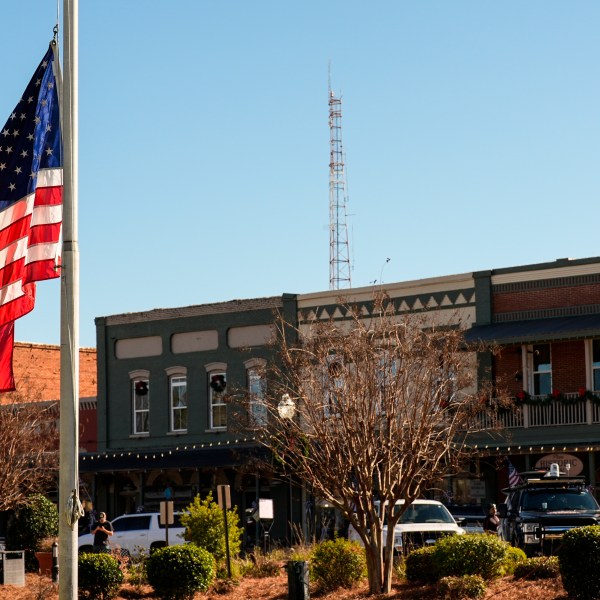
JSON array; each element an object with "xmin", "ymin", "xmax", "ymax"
[
  {"xmin": 217, "ymin": 485, "xmax": 231, "ymax": 510},
  {"xmin": 535, "ymin": 453, "xmax": 583, "ymax": 476},
  {"xmin": 258, "ymin": 498, "xmax": 274, "ymax": 520},
  {"xmin": 160, "ymin": 501, "xmax": 174, "ymax": 525},
  {"xmin": 469, "ymin": 480, "xmax": 486, "ymax": 501}
]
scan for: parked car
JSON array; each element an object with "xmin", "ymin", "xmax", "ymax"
[
  {"xmin": 498, "ymin": 463, "xmax": 600, "ymax": 556},
  {"xmin": 445, "ymin": 504, "xmax": 486, "ymax": 533},
  {"xmin": 348, "ymin": 499, "xmax": 464, "ymax": 554},
  {"xmin": 78, "ymin": 512, "xmax": 186, "ymax": 555}
]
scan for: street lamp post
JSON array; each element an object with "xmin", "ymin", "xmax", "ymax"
[
  {"xmin": 277, "ymin": 394, "xmax": 309, "ymax": 600},
  {"xmin": 277, "ymin": 394, "xmax": 296, "ymax": 544}
]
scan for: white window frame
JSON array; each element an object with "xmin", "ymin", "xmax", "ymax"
[
  {"xmin": 167, "ymin": 367, "xmax": 188, "ymax": 433},
  {"xmin": 245, "ymin": 358, "xmax": 267, "ymax": 428},
  {"xmin": 205, "ymin": 362, "xmax": 227, "ymax": 430},
  {"xmin": 129, "ymin": 369, "xmax": 150, "ymax": 436},
  {"xmin": 527, "ymin": 343, "xmax": 552, "ymax": 396}
]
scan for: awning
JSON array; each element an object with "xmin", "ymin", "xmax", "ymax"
[
  {"xmin": 79, "ymin": 444, "xmax": 267, "ymax": 473},
  {"xmin": 464, "ymin": 314, "xmax": 600, "ymax": 346}
]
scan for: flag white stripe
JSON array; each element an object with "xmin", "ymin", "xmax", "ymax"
[
  {"xmin": 36, "ymin": 167, "xmax": 63, "ymax": 187},
  {"xmin": 0, "ymin": 196, "xmax": 34, "ymax": 231},
  {"xmin": 31, "ymin": 205, "xmax": 62, "ymax": 227},
  {"xmin": 0, "ymin": 237, "xmax": 28, "ymax": 270},
  {"xmin": 0, "ymin": 279, "xmax": 26, "ymax": 307},
  {"xmin": 23, "ymin": 241, "xmax": 60, "ymax": 265}
]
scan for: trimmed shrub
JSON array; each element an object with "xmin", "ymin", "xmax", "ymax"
[
  {"xmin": 433, "ymin": 534, "xmax": 509, "ymax": 580},
  {"xmin": 438, "ymin": 574, "xmax": 487, "ymax": 599},
  {"xmin": 146, "ymin": 544, "xmax": 216, "ymax": 600},
  {"xmin": 559, "ymin": 526, "xmax": 600, "ymax": 599},
  {"xmin": 6, "ymin": 494, "xmax": 59, "ymax": 572},
  {"xmin": 513, "ymin": 556, "xmax": 559, "ymax": 580},
  {"xmin": 78, "ymin": 552, "xmax": 124, "ymax": 600},
  {"xmin": 405, "ymin": 546, "xmax": 439, "ymax": 583},
  {"xmin": 180, "ymin": 493, "xmax": 243, "ymax": 564},
  {"xmin": 501, "ymin": 545, "xmax": 527, "ymax": 575},
  {"xmin": 310, "ymin": 537, "xmax": 366, "ymax": 592}
]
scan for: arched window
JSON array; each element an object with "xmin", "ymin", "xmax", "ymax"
[
  {"xmin": 166, "ymin": 367, "xmax": 187, "ymax": 433},
  {"xmin": 205, "ymin": 362, "xmax": 227, "ymax": 430},
  {"xmin": 129, "ymin": 370, "xmax": 150, "ymax": 435}
]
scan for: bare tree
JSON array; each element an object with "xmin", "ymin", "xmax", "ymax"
[
  {"xmin": 246, "ymin": 295, "xmax": 486, "ymax": 595},
  {"xmin": 0, "ymin": 375, "xmax": 58, "ymax": 511}
]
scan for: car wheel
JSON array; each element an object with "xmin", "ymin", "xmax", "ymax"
[
  {"xmin": 150, "ymin": 542, "xmax": 166, "ymax": 554},
  {"xmin": 78, "ymin": 545, "xmax": 94, "ymax": 554}
]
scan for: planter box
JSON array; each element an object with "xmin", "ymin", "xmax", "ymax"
[{"xmin": 2, "ymin": 550, "xmax": 25, "ymax": 586}]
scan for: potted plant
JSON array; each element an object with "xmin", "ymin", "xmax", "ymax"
[{"xmin": 34, "ymin": 537, "xmax": 56, "ymax": 576}]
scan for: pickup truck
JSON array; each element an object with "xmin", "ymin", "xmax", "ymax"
[
  {"xmin": 78, "ymin": 512, "xmax": 186, "ymax": 555},
  {"xmin": 498, "ymin": 464, "xmax": 600, "ymax": 556},
  {"xmin": 348, "ymin": 499, "xmax": 464, "ymax": 555}
]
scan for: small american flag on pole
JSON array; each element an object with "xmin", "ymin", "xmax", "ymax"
[
  {"xmin": 0, "ymin": 44, "xmax": 62, "ymax": 392},
  {"xmin": 508, "ymin": 460, "xmax": 523, "ymax": 488}
]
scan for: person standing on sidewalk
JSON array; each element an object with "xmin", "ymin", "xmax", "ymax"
[{"xmin": 92, "ymin": 512, "xmax": 114, "ymax": 552}]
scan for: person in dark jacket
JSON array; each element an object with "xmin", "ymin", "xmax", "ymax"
[
  {"xmin": 483, "ymin": 503, "xmax": 500, "ymax": 534},
  {"xmin": 92, "ymin": 512, "xmax": 114, "ymax": 552}
]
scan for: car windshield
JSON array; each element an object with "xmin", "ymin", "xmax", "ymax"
[
  {"xmin": 521, "ymin": 489, "xmax": 599, "ymax": 511},
  {"xmin": 392, "ymin": 504, "xmax": 455, "ymax": 524}
]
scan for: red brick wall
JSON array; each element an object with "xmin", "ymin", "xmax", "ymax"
[
  {"xmin": 0, "ymin": 342, "xmax": 98, "ymax": 451},
  {"xmin": 7, "ymin": 342, "xmax": 97, "ymax": 401},
  {"xmin": 552, "ymin": 341, "xmax": 586, "ymax": 392},
  {"xmin": 493, "ymin": 284, "xmax": 600, "ymax": 314},
  {"xmin": 493, "ymin": 346, "xmax": 523, "ymax": 396}
]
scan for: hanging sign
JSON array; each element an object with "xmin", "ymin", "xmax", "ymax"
[{"xmin": 535, "ymin": 453, "xmax": 583, "ymax": 476}]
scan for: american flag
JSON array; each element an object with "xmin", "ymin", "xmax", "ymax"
[
  {"xmin": 0, "ymin": 44, "xmax": 62, "ymax": 392},
  {"xmin": 508, "ymin": 460, "xmax": 523, "ymax": 488}
]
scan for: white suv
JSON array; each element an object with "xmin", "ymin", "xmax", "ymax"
[
  {"xmin": 348, "ymin": 499, "xmax": 464, "ymax": 554},
  {"xmin": 78, "ymin": 513, "xmax": 186, "ymax": 556}
]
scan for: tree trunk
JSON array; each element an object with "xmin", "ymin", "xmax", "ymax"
[
  {"xmin": 364, "ymin": 542, "xmax": 383, "ymax": 594},
  {"xmin": 382, "ymin": 546, "xmax": 395, "ymax": 594}
]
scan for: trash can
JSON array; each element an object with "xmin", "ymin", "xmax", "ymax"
[
  {"xmin": 286, "ymin": 560, "xmax": 309, "ymax": 600},
  {"xmin": 1, "ymin": 550, "xmax": 25, "ymax": 586}
]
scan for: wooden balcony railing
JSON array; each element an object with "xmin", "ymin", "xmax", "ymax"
[{"xmin": 473, "ymin": 393, "xmax": 598, "ymax": 430}]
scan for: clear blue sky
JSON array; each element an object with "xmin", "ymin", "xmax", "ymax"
[{"xmin": 2, "ymin": 1, "xmax": 600, "ymax": 348}]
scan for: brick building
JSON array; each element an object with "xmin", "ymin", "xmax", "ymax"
[
  {"xmin": 7, "ymin": 342, "xmax": 98, "ymax": 452},
  {"xmin": 465, "ymin": 257, "xmax": 600, "ymax": 502}
]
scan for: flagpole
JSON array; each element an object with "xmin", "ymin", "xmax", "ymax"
[{"xmin": 59, "ymin": 0, "xmax": 79, "ymax": 597}]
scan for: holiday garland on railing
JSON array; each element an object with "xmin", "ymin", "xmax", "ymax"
[
  {"xmin": 514, "ymin": 388, "xmax": 600, "ymax": 406},
  {"xmin": 578, "ymin": 387, "xmax": 600, "ymax": 405}
]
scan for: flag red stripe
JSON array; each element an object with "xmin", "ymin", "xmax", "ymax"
[
  {"xmin": 24, "ymin": 259, "xmax": 60, "ymax": 282},
  {"xmin": 34, "ymin": 185, "xmax": 62, "ymax": 207},
  {"xmin": 29, "ymin": 221, "xmax": 62, "ymax": 246},
  {"xmin": 0, "ymin": 217, "xmax": 31, "ymax": 265},
  {"xmin": 0, "ymin": 322, "xmax": 15, "ymax": 392},
  {"xmin": 0, "ymin": 257, "xmax": 26, "ymax": 291},
  {"xmin": 0, "ymin": 283, "xmax": 35, "ymax": 324}
]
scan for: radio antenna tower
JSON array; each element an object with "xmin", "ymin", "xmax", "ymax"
[{"xmin": 328, "ymin": 80, "xmax": 352, "ymax": 290}]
